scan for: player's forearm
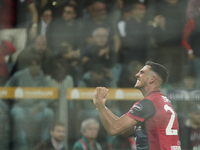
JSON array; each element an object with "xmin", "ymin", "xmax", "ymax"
[
  {"xmin": 106, "ymin": 107, "xmax": 119, "ymax": 120},
  {"xmin": 97, "ymin": 105, "xmax": 122, "ymax": 136}
]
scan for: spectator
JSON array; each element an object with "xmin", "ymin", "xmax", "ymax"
[
  {"xmin": 82, "ymin": 0, "xmax": 121, "ymax": 53},
  {"xmin": 7, "ymin": 56, "xmax": 54, "ymax": 150},
  {"xmin": 37, "ymin": 7, "xmax": 52, "ymax": 36},
  {"xmin": 181, "ymin": 12, "xmax": 200, "ymax": 88},
  {"xmin": 119, "ymin": 2, "xmax": 148, "ymax": 64},
  {"xmin": 0, "ymin": 0, "xmax": 38, "ymax": 64},
  {"xmin": 34, "ymin": 121, "xmax": 66, "ymax": 150},
  {"xmin": 0, "ymin": 40, "xmax": 15, "ymax": 86},
  {"xmin": 13, "ymin": 35, "xmax": 54, "ymax": 76},
  {"xmin": 117, "ymin": 4, "xmax": 134, "ymax": 48},
  {"xmin": 179, "ymin": 74, "xmax": 196, "ymax": 90},
  {"xmin": 78, "ymin": 63, "xmax": 117, "ymax": 88},
  {"xmin": 107, "ymin": 0, "xmax": 123, "ymax": 25},
  {"xmin": 73, "ymin": 118, "xmax": 102, "ymax": 150},
  {"xmin": 55, "ymin": 42, "xmax": 81, "ymax": 87},
  {"xmin": 46, "ymin": 58, "xmax": 74, "ymax": 113},
  {"xmin": 81, "ymin": 27, "xmax": 117, "ymax": 73},
  {"xmin": 46, "ymin": 3, "xmax": 83, "ymax": 54},
  {"xmin": 47, "ymin": 60, "xmax": 74, "ymax": 89},
  {"xmin": 179, "ymin": 103, "xmax": 200, "ymax": 150},
  {"xmin": 147, "ymin": 0, "xmax": 187, "ymax": 86}
]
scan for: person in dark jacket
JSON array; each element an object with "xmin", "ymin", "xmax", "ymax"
[{"xmin": 34, "ymin": 121, "xmax": 66, "ymax": 150}]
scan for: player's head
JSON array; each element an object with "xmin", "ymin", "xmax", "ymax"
[
  {"xmin": 135, "ymin": 61, "xmax": 169, "ymax": 89},
  {"xmin": 146, "ymin": 61, "xmax": 169, "ymax": 86}
]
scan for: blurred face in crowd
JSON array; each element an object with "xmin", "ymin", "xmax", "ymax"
[
  {"xmin": 91, "ymin": 70, "xmax": 104, "ymax": 84},
  {"xmin": 131, "ymin": 3, "xmax": 146, "ymax": 20},
  {"xmin": 83, "ymin": 123, "xmax": 99, "ymax": 140},
  {"xmin": 93, "ymin": 28, "xmax": 108, "ymax": 47},
  {"xmin": 189, "ymin": 112, "xmax": 200, "ymax": 126},
  {"xmin": 50, "ymin": 125, "xmax": 66, "ymax": 142},
  {"xmin": 29, "ymin": 61, "xmax": 41, "ymax": 77},
  {"xmin": 182, "ymin": 76, "xmax": 195, "ymax": 89},
  {"xmin": 62, "ymin": 6, "xmax": 76, "ymax": 22},
  {"xmin": 91, "ymin": 2, "xmax": 107, "ymax": 21},
  {"xmin": 34, "ymin": 36, "xmax": 47, "ymax": 52},
  {"xmin": 41, "ymin": 9, "xmax": 52, "ymax": 24}
]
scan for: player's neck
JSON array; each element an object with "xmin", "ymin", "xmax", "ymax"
[{"xmin": 140, "ymin": 85, "xmax": 160, "ymax": 97}]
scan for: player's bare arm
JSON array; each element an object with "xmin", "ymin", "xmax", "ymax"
[
  {"xmin": 105, "ymin": 105, "xmax": 136, "ymax": 137},
  {"xmin": 93, "ymin": 87, "xmax": 137, "ymax": 136}
]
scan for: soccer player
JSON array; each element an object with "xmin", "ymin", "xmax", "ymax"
[{"xmin": 93, "ymin": 61, "xmax": 181, "ymax": 150}]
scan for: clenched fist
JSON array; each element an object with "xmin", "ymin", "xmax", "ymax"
[{"xmin": 93, "ymin": 87, "xmax": 109, "ymax": 108}]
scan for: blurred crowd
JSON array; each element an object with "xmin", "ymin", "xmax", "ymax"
[{"xmin": 0, "ymin": 0, "xmax": 200, "ymax": 149}]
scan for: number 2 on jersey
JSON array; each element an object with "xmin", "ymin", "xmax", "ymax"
[{"xmin": 164, "ymin": 104, "xmax": 178, "ymax": 135}]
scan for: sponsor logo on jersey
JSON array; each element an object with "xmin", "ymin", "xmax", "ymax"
[
  {"xmin": 134, "ymin": 103, "xmax": 143, "ymax": 111},
  {"xmin": 130, "ymin": 103, "xmax": 143, "ymax": 114}
]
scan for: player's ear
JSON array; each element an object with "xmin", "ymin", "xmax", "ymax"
[{"xmin": 150, "ymin": 75, "xmax": 156, "ymax": 84}]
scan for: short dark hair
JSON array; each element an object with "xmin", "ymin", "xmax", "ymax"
[
  {"xmin": 63, "ymin": 3, "xmax": 77, "ymax": 13},
  {"xmin": 41, "ymin": 7, "xmax": 52, "ymax": 16},
  {"xmin": 50, "ymin": 121, "xmax": 65, "ymax": 131},
  {"xmin": 146, "ymin": 61, "xmax": 169, "ymax": 85}
]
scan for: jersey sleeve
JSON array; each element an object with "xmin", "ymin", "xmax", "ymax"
[{"xmin": 126, "ymin": 99, "xmax": 156, "ymax": 122}]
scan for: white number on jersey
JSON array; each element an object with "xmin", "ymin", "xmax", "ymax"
[{"xmin": 164, "ymin": 104, "xmax": 178, "ymax": 135}]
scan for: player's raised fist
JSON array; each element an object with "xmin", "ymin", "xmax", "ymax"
[
  {"xmin": 94, "ymin": 87, "xmax": 108, "ymax": 99},
  {"xmin": 93, "ymin": 87, "xmax": 109, "ymax": 107}
]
